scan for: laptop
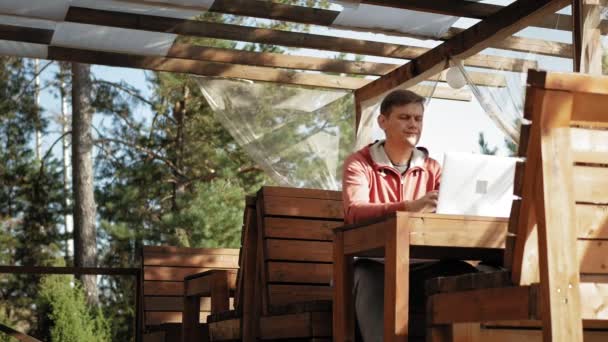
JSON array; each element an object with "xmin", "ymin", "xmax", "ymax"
[{"xmin": 436, "ymin": 152, "xmax": 519, "ymax": 218}]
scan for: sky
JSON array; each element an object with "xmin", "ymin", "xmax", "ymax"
[{"xmin": 33, "ymin": 0, "xmax": 578, "ymax": 169}]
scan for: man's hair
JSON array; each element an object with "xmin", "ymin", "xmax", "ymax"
[{"xmin": 380, "ymin": 89, "xmax": 425, "ymax": 116}]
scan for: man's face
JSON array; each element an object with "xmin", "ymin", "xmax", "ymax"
[{"xmin": 378, "ymin": 102, "xmax": 424, "ymax": 147}]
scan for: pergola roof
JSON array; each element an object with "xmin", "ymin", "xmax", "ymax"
[{"xmin": 0, "ymin": 0, "xmax": 578, "ymax": 103}]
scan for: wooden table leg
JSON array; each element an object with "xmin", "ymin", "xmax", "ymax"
[
  {"xmin": 333, "ymin": 231, "xmax": 355, "ymax": 342},
  {"xmin": 384, "ymin": 222, "xmax": 409, "ymax": 342},
  {"xmin": 182, "ymin": 294, "xmax": 202, "ymax": 342}
]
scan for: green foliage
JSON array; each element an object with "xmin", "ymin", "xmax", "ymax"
[
  {"xmin": 478, "ymin": 132, "xmax": 498, "ymax": 155},
  {"xmin": 38, "ymin": 275, "xmax": 110, "ymax": 342}
]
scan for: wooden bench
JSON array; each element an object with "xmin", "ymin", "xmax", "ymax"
[
  {"xmin": 426, "ymin": 70, "xmax": 608, "ymax": 341},
  {"xmin": 207, "ymin": 186, "xmax": 343, "ymax": 341},
  {"xmin": 141, "ymin": 246, "xmax": 239, "ymax": 341}
]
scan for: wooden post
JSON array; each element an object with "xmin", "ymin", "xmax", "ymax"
[
  {"xmin": 182, "ymin": 292, "xmax": 202, "ymax": 342},
  {"xmin": 211, "ymin": 272, "xmax": 231, "ymax": 314},
  {"xmin": 535, "ymin": 89, "xmax": 583, "ymax": 342},
  {"xmin": 579, "ymin": 0, "xmax": 605, "ymax": 74},
  {"xmin": 384, "ymin": 221, "xmax": 410, "ymax": 342},
  {"xmin": 333, "ymin": 231, "xmax": 355, "ymax": 342}
]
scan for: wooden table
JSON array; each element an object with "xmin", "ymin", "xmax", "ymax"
[{"xmin": 332, "ymin": 212, "xmax": 508, "ymax": 342}]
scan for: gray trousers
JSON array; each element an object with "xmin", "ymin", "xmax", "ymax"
[{"xmin": 353, "ymin": 259, "xmax": 479, "ymax": 342}]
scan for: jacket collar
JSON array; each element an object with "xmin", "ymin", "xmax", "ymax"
[{"xmin": 368, "ymin": 140, "xmax": 426, "ymax": 170}]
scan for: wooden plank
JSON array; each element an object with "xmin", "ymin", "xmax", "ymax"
[
  {"xmin": 143, "ymin": 252, "xmax": 239, "ymax": 268},
  {"xmin": 241, "ymin": 203, "xmax": 258, "ymax": 342},
  {"xmin": 529, "ymin": 69, "xmax": 608, "ymax": 95},
  {"xmin": 143, "ymin": 281, "xmax": 183, "ymax": 296},
  {"xmin": 208, "ymin": 318, "xmax": 241, "ymax": 341},
  {"xmin": 311, "ymin": 311, "xmax": 332, "ymax": 337},
  {"xmin": 143, "ymin": 245, "xmax": 240, "ymax": 256},
  {"xmin": 168, "ymin": 43, "xmax": 396, "ymax": 76},
  {"xmin": 402, "ymin": 213, "xmax": 508, "ymax": 249},
  {"xmin": 579, "ymin": 282, "xmax": 608, "ymax": 320},
  {"xmin": 65, "ymin": 6, "xmax": 537, "ymax": 73},
  {"xmin": 47, "ymin": 47, "xmax": 367, "ymax": 90},
  {"xmin": 267, "ymin": 285, "xmax": 332, "ymax": 307},
  {"xmin": 259, "ymin": 312, "xmax": 311, "ymax": 339},
  {"xmin": 265, "ymin": 239, "xmax": 332, "ymax": 262},
  {"xmin": 575, "ymin": 204, "xmax": 608, "ymax": 239},
  {"xmin": 356, "ymin": 0, "xmax": 568, "ymax": 103},
  {"xmin": 143, "ymin": 266, "xmax": 212, "ymax": 281},
  {"xmin": 572, "ymin": 92, "xmax": 608, "ymax": 127},
  {"xmin": 535, "ymin": 88, "xmax": 583, "ymax": 342},
  {"xmin": 573, "ymin": 165, "xmax": 608, "ymax": 203},
  {"xmin": 578, "ymin": 240, "xmax": 608, "ymax": 274},
  {"xmin": 479, "ymin": 328, "xmax": 608, "ymax": 342},
  {"xmin": 0, "ymin": 24, "xmax": 54, "ymax": 45},
  {"xmin": 429, "ymin": 285, "xmax": 538, "ymax": 324},
  {"xmin": 261, "ymin": 186, "xmax": 342, "ymax": 201},
  {"xmin": 483, "ymin": 319, "xmax": 608, "ymax": 329},
  {"xmin": 185, "ymin": 270, "xmax": 237, "ymax": 297},
  {"xmin": 264, "ymin": 217, "xmax": 338, "ymax": 241},
  {"xmin": 263, "ymin": 196, "xmax": 343, "ymax": 220},
  {"xmin": 266, "ymin": 262, "xmax": 332, "ymax": 284},
  {"xmin": 144, "ymin": 296, "xmax": 212, "ymax": 311},
  {"xmin": 571, "ymin": 127, "xmax": 608, "ymax": 165},
  {"xmin": 343, "ymin": 216, "xmax": 393, "ymax": 255},
  {"xmin": 384, "ymin": 216, "xmax": 410, "ymax": 342},
  {"xmin": 156, "ymin": 0, "xmax": 575, "ymax": 57},
  {"xmin": 145, "ymin": 311, "xmax": 209, "ymax": 325}
]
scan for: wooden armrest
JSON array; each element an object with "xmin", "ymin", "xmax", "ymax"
[{"xmin": 184, "ymin": 269, "xmax": 237, "ymax": 297}]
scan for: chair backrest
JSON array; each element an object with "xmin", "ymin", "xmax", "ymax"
[
  {"xmin": 255, "ymin": 186, "xmax": 343, "ymax": 314},
  {"xmin": 141, "ymin": 246, "xmax": 239, "ymax": 327},
  {"xmin": 506, "ymin": 70, "xmax": 608, "ymax": 322}
]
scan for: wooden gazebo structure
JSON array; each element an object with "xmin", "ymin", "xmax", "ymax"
[{"xmin": 0, "ymin": 0, "xmax": 606, "ymax": 341}]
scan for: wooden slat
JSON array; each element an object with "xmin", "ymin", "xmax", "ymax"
[
  {"xmin": 47, "ymin": 47, "xmax": 367, "ymax": 90},
  {"xmin": 143, "ymin": 266, "xmax": 213, "ymax": 281},
  {"xmin": 268, "ymin": 285, "xmax": 332, "ymax": 307},
  {"xmin": 573, "ymin": 165, "xmax": 608, "ymax": 203},
  {"xmin": 169, "ymin": 0, "xmax": 574, "ymax": 58},
  {"xmin": 262, "ymin": 196, "xmax": 343, "ymax": 220},
  {"xmin": 143, "ymin": 281, "xmax": 183, "ymax": 296},
  {"xmin": 479, "ymin": 328, "xmax": 608, "ymax": 342},
  {"xmin": 570, "ymin": 127, "xmax": 608, "ymax": 164},
  {"xmin": 65, "ymin": 6, "xmax": 537, "ymax": 73},
  {"xmin": 144, "ymin": 296, "xmax": 212, "ymax": 311},
  {"xmin": 429, "ymin": 285, "xmax": 538, "ymax": 324},
  {"xmin": 529, "ymin": 69, "xmax": 608, "ymax": 95},
  {"xmin": 0, "ymin": 24, "xmax": 54, "ymax": 45},
  {"xmin": 208, "ymin": 318, "xmax": 241, "ymax": 341},
  {"xmin": 264, "ymin": 217, "xmax": 338, "ymax": 241},
  {"xmin": 266, "ymin": 262, "xmax": 332, "ymax": 284},
  {"xmin": 259, "ymin": 312, "xmax": 312, "ymax": 339},
  {"xmin": 572, "ymin": 92, "xmax": 608, "ymax": 127},
  {"xmin": 575, "ymin": 204, "xmax": 608, "ymax": 239},
  {"xmin": 483, "ymin": 319, "xmax": 608, "ymax": 329},
  {"xmin": 143, "ymin": 245, "xmax": 239, "ymax": 255},
  {"xmin": 261, "ymin": 187, "xmax": 342, "ymax": 200},
  {"xmin": 185, "ymin": 270, "xmax": 238, "ymax": 297},
  {"xmin": 145, "ymin": 311, "xmax": 209, "ymax": 325},
  {"xmin": 578, "ymin": 240, "xmax": 608, "ymax": 274},
  {"xmin": 265, "ymin": 239, "xmax": 332, "ymax": 262},
  {"xmin": 143, "ymin": 252, "xmax": 239, "ymax": 268},
  {"xmin": 356, "ymin": 0, "xmax": 568, "ymax": 103},
  {"xmin": 311, "ymin": 311, "xmax": 333, "ymax": 338}
]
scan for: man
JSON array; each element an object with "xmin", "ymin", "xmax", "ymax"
[{"xmin": 342, "ymin": 89, "xmax": 476, "ymax": 342}]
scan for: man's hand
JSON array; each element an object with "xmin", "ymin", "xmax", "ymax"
[{"xmin": 405, "ymin": 190, "xmax": 438, "ymax": 212}]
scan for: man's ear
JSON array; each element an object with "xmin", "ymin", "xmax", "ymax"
[{"xmin": 377, "ymin": 113, "xmax": 386, "ymax": 131}]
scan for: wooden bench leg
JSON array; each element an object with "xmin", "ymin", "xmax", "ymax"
[
  {"xmin": 333, "ymin": 231, "xmax": 355, "ymax": 342},
  {"xmin": 210, "ymin": 271, "xmax": 230, "ymax": 314},
  {"xmin": 183, "ymin": 295, "xmax": 202, "ymax": 342}
]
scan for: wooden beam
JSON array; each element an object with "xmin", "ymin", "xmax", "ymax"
[
  {"xmin": 0, "ymin": 24, "xmax": 53, "ymax": 44},
  {"xmin": 64, "ymin": 6, "xmax": 537, "ymax": 73},
  {"xmin": 128, "ymin": 0, "xmax": 575, "ymax": 58},
  {"xmin": 47, "ymin": 46, "xmax": 367, "ymax": 90},
  {"xmin": 45, "ymin": 46, "xmax": 473, "ymax": 101},
  {"xmin": 356, "ymin": 0, "xmax": 570, "ymax": 103}
]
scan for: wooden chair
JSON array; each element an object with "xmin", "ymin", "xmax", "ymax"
[
  {"xmin": 207, "ymin": 186, "xmax": 343, "ymax": 341},
  {"xmin": 141, "ymin": 245, "xmax": 239, "ymax": 341},
  {"xmin": 426, "ymin": 70, "xmax": 608, "ymax": 342},
  {"xmin": 182, "ymin": 196, "xmax": 257, "ymax": 342}
]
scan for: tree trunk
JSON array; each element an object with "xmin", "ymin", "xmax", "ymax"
[
  {"xmin": 60, "ymin": 62, "xmax": 72, "ymax": 262},
  {"xmin": 71, "ymin": 62, "xmax": 98, "ymax": 305}
]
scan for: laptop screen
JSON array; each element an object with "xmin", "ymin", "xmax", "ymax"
[{"xmin": 436, "ymin": 152, "xmax": 518, "ymax": 218}]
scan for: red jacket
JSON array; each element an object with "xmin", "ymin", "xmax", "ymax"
[{"xmin": 342, "ymin": 141, "xmax": 442, "ymax": 224}]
